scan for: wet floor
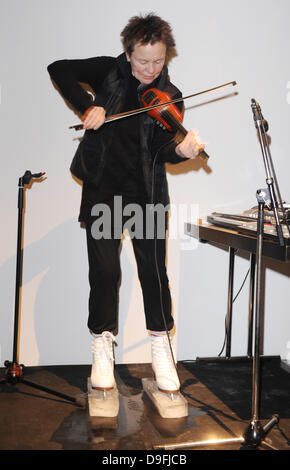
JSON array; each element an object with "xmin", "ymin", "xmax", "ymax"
[
  {"xmin": 50, "ymin": 366, "xmax": 207, "ymax": 450},
  {"xmin": 1, "ymin": 361, "xmax": 290, "ymax": 451}
]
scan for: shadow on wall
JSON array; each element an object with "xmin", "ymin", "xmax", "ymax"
[{"xmin": 0, "ymin": 218, "xmax": 138, "ymax": 367}]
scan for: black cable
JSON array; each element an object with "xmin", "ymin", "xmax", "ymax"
[
  {"xmin": 181, "ymin": 263, "xmax": 251, "ymax": 364},
  {"xmin": 151, "ymin": 143, "xmax": 178, "ymax": 371},
  {"xmin": 138, "ymin": 77, "xmax": 178, "ymax": 367},
  {"xmin": 153, "ymin": 136, "xmax": 251, "ymax": 362}
]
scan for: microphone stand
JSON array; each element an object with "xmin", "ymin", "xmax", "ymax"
[
  {"xmin": 243, "ymin": 99, "xmax": 289, "ymax": 445},
  {"xmin": 0, "ymin": 171, "xmax": 82, "ymax": 407},
  {"xmin": 251, "ymin": 99, "xmax": 289, "ymax": 243},
  {"xmin": 153, "ymin": 100, "xmax": 287, "ymax": 451},
  {"xmin": 243, "ymin": 187, "xmax": 279, "ymax": 446}
]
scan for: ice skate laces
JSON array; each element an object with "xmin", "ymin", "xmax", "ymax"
[
  {"xmin": 92, "ymin": 331, "xmax": 116, "ymax": 373},
  {"xmin": 152, "ymin": 335, "xmax": 179, "ymax": 385}
]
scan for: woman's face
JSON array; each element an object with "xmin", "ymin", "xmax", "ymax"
[{"xmin": 126, "ymin": 41, "xmax": 167, "ymax": 85}]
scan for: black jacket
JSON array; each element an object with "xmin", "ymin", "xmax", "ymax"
[{"xmin": 48, "ymin": 53, "xmax": 186, "ymax": 207}]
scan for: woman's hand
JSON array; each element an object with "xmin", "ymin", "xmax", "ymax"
[
  {"xmin": 82, "ymin": 106, "xmax": 106, "ymax": 130},
  {"xmin": 175, "ymin": 129, "xmax": 206, "ymax": 159}
]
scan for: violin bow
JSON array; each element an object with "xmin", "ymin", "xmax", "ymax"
[{"xmin": 69, "ymin": 80, "xmax": 237, "ymax": 130}]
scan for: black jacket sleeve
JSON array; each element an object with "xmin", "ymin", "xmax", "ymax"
[{"xmin": 47, "ymin": 56, "xmax": 116, "ymax": 114}]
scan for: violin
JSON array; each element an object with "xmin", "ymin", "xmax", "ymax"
[
  {"xmin": 141, "ymin": 88, "xmax": 209, "ymax": 161},
  {"xmin": 70, "ymin": 81, "xmax": 237, "ymax": 162}
]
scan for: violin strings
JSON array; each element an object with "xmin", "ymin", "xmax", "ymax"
[{"xmin": 160, "ymin": 109, "xmax": 187, "ymax": 135}]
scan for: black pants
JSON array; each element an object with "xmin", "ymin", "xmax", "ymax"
[{"xmin": 85, "ymin": 198, "xmax": 173, "ymax": 334}]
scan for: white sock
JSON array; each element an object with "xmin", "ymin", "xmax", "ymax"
[{"xmin": 150, "ymin": 330, "xmax": 167, "ymax": 337}]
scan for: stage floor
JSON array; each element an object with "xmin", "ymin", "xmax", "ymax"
[{"xmin": 1, "ymin": 358, "xmax": 290, "ymax": 451}]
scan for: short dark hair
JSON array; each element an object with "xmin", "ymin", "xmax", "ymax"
[{"xmin": 121, "ymin": 13, "xmax": 176, "ymax": 56}]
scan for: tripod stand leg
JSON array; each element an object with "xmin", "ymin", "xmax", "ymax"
[
  {"xmin": 263, "ymin": 414, "xmax": 280, "ymax": 434},
  {"xmin": 153, "ymin": 437, "xmax": 245, "ymax": 450},
  {"xmin": 1, "ymin": 361, "xmax": 83, "ymax": 407},
  {"xmin": 20, "ymin": 377, "xmax": 83, "ymax": 406}
]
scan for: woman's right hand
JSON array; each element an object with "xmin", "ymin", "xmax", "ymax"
[{"xmin": 82, "ymin": 106, "xmax": 106, "ymax": 130}]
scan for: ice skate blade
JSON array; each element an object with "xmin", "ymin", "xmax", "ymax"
[
  {"xmin": 142, "ymin": 378, "xmax": 188, "ymax": 419},
  {"xmin": 87, "ymin": 378, "xmax": 119, "ymax": 417}
]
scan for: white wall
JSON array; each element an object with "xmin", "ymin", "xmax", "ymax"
[{"xmin": 1, "ymin": 0, "xmax": 290, "ymax": 366}]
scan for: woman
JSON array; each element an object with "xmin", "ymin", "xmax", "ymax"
[{"xmin": 48, "ymin": 13, "xmax": 204, "ymax": 396}]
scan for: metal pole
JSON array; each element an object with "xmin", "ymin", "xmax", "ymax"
[
  {"xmin": 247, "ymin": 254, "xmax": 256, "ymax": 358},
  {"xmin": 225, "ymin": 247, "xmax": 235, "ymax": 358},
  {"xmin": 251, "ymin": 201, "xmax": 264, "ymax": 422},
  {"xmin": 12, "ymin": 178, "xmax": 24, "ymax": 364}
]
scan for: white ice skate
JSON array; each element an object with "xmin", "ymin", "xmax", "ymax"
[
  {"xmin": 142, "ymin": 333, "xmax": 188, "ymax": 419},
  {"xmin": 87, "ymin": 331, "xmax": 119, "ymax": 417}
]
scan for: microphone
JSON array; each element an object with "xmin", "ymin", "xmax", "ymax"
[
  {"xmin": 251, "ymin": 99, "xmax": 269, "ymax": 132},
  {"xmin": 19, "ymin": 171, "xmax": 46, "ymax": 186}
]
